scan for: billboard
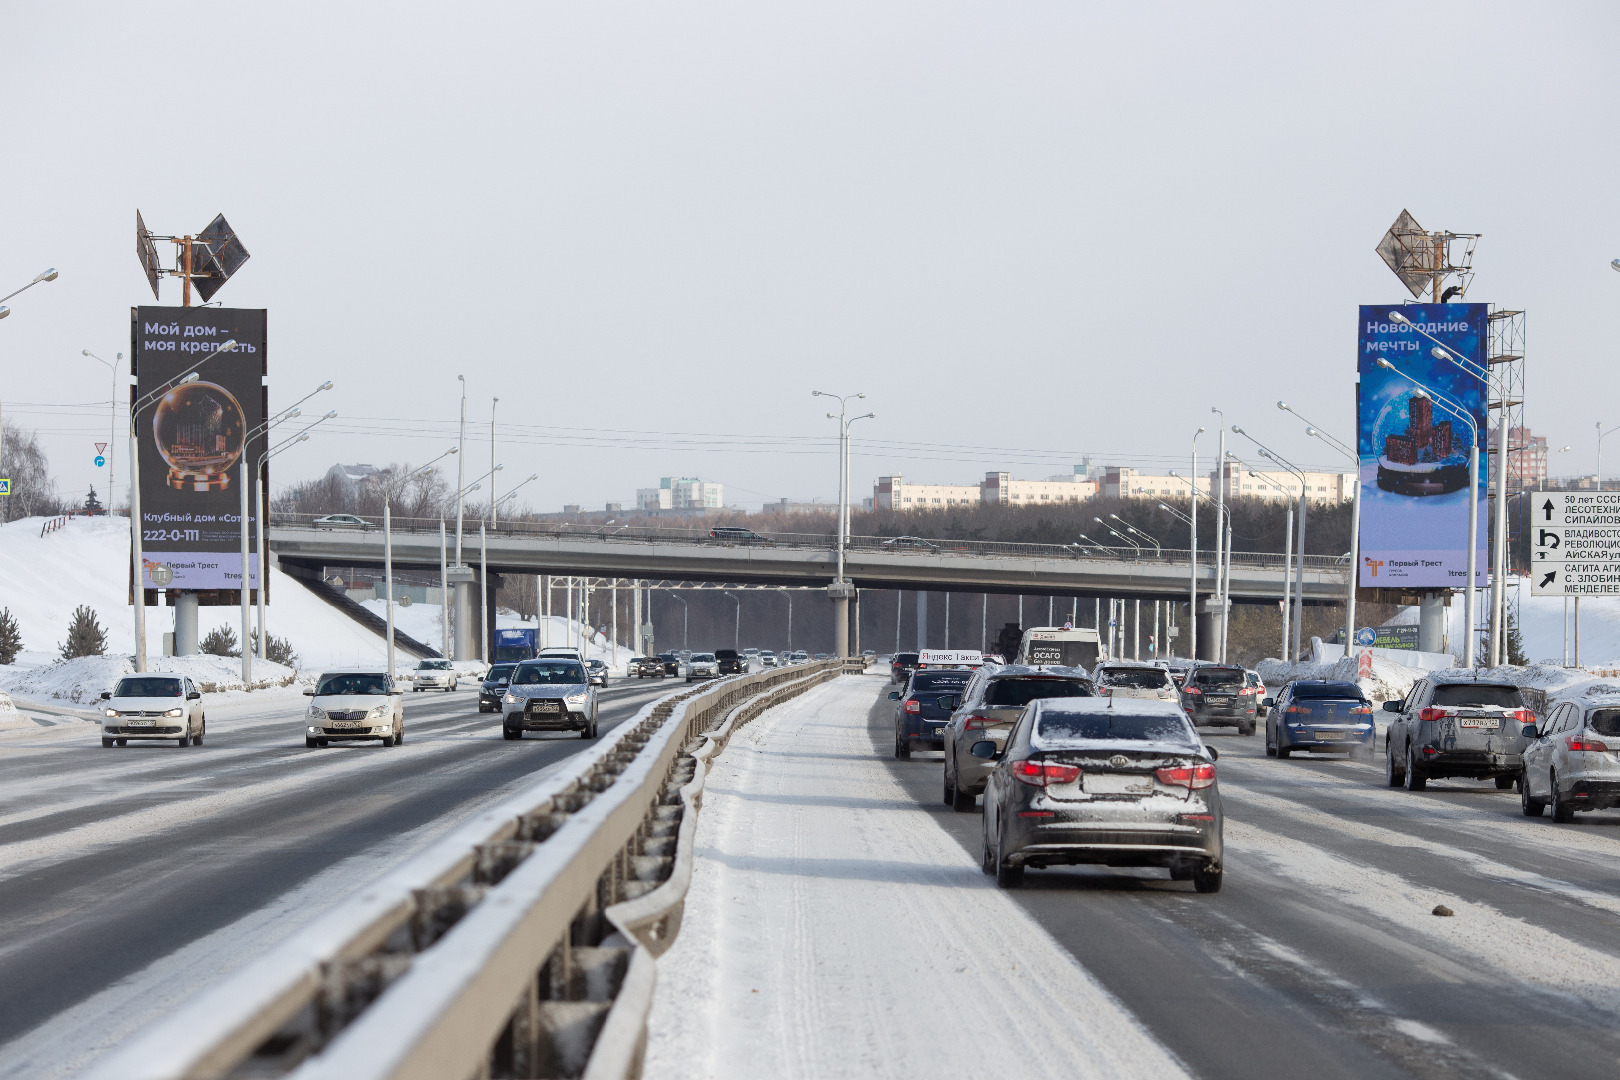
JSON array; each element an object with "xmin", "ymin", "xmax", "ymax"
[
  {"xmin": 131, "ymin": 306, "xmax": 266, "ymax": 593},
  {"xmin": 1357, "ymin": 303, "xmax": 1487, "ymax": 589}
]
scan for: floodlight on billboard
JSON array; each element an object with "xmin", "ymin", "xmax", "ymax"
[{"xmin": 1356, "ymin": 303, "xmax": 1487, "ymax": 589}]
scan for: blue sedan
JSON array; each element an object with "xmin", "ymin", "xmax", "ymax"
[
  {"xmin": 1264, "ymin": 680, "xmax": 1376, "ymax": 761},
  {"xmin": 889, "ymin": 668, "xmax": 974, "ymax": 760}
]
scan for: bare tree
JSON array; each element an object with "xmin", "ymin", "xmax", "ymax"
[{"xmin": 0, "ymin": 425, "xmax": 67, "ymax": 522}]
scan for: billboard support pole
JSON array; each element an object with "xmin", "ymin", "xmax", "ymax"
[
  {"xmin": 1490, "ymin": 389, "xmax": 1509, "ymax": 665},
  {"xmin": 130, "ymin": 410, "xmax": 146, "ymax": 672},
  {"xmin": 240, "ymin": 454, "xmax": 252, "ymax": 684},
  {"xmin": 1281, "ymin": 502, "xmax": 1293, "ymax": 661},
  {"xmin": 181, "ymin": 237, "xmax": 192, "ymax": 308},
  {"xmin": 1293, "ymin": 491, "xmax": 1307, "ymax": 662},
  {"xmin": 1189, "ymin": 430, "xmax": 1201, "ymax": 663},
  {"xmin": 385, "ymin": 501, "xmax": 395, "ymax": 680}
]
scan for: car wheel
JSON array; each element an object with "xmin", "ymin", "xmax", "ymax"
[
  {"xmin": 1192, "ymin": 863, "xmax": 1223, "ymax": 893},
  {"xmin": 1551, "ymin": 772, "xmax": 1575, "ymax": 823},
  {"xmin": 395, "ymin": 722, "xmax": 404, "ymax": 745},
  {"xmin": 1385, "ymin": 741, "xmax": 1404, "ymax": 787},
  {"xmin": 980, "ymin": 816, "xmax": 996, "ymax": 875},
  {"xmin": 504, "ymin": 727, "xmax": 522, "ymax": 740},
  {"xmin": 952, "ymin": 779, "xmax": 976, "ymax": 813},
  {"xmin": 1239, "ymin": 720, "xmax": 1255, "ymax": 736},
  {"xmin": 1494, "ymin": 774, "xmax": 1515, "ymax": 790},
  {"xmin": 1264, "ymin": 723, "xmax": 1276, "ymax": 757},
  {"xmin": 1404, "ymin": 745, "xmax": 1427, "ymax": 791},
  {"xmin": 306, "ymin": 736, "xmax": 318, "ymax": 748},
  {"xmin": 192, "ymin": 722, "xmax": 205, "ymax": 747},
  {"xmin": 1277, "ymin": 742, "xmax": 1291, "ymax": 759},
  {"xmin": 176, "ymin": 731, "xmax": 190, "ymax": 748},
  {"xmin": 943, "ymin": 764, "xmax": 957, "ymax": 807},
  {"xmin": 1520, "ymin": 774, "xmax": 1546, "ymax": 817},
  {"xmin": 116, "ymin": 738, "xmax": 127, "ymax": 746},
  {"xmin": 994, "ymin": 827, "xmax": 1023, "ymax": 889},
  {"xmin": 317, "ymin": 738, "xmax": 330, "ymax": 747},
  {"xmin": 101, "ymin": 737, "xmax": 114, "ymax": 748},
  {"xmin": 895, "ymin": 737, "xmax": 911, "ymax": 761}
]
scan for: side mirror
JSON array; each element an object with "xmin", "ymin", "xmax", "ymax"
[
  {"xmin": 1382, "ymin": 701, "xmax": 1402, "ymax": 712},
  {"xmin": 1522, "ymin": 723, "xmax": 1539, "ymax": 738},
  {"xmin": 188, "ymin": 691, "xmax": 201, "ymax": 700},
  {"xmin": 888, "ymin": 691, "xmax": 900, "ymax": 700},
  {"xmin": 100, "ymin": 691, "xmax": 112, "ymax": 700},
  {"xmin": 1204, "ymin": 745, "xmax": 1219, "ymax": 761},
  {"xmin": 1261, "ymin": 697, "xmax": 1275, "ymax": 708},
  {"xmin": 303, "ymin": 687, "xmax": 316, "ymax": 696},
  {"xmin": 969, "ymin": 740, "xmax": 998, "ymax": 760}
]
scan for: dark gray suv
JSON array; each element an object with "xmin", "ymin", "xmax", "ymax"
[
  {"xmin": 1383, "ymin": 677, "xmax": 1533, "ymax": 791},
  {"xmin": 940, "ymin": 665, "xmax": 1094, "ymax": 812}
]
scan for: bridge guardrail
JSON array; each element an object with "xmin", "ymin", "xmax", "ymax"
[
  {"xmin": 269, "ymin": 513, "xmax": 1346, "ymax": 574},
  {"xmin": 89, "ymin": 661, "xmax": 842, "ymax": 1080}
]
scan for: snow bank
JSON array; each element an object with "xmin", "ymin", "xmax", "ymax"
[
  {"xmin": 1255, "ymin": 653, "xmax": 1620, "ymax": 712},
  {"xmin": 0, "ymin": 654, "xmax": 298, "ymax": 705}
]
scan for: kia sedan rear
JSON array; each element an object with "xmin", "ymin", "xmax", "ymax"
[{"xmin": 979, "ymin": 698, "xmax": 1223, "ymax": 892}]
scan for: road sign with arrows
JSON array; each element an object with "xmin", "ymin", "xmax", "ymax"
[{"xmin": 1530, "ymin": 491, "xmax": 1620, "ymax": 596}]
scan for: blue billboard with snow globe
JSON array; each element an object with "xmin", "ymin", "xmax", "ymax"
[{"xmin": 1356, "ymin": 303, "xmax": 1488, "ymax": 589}]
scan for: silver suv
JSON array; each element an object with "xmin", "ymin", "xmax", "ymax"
[
  {"xmin": 940, "ymin": 665, "xmax": 1093, "ymax": 812},
  {"xmin": 1520, "ymin": 697, "xmax": 1620, "ymax": 821},
  {"xmin": 1092, "ymin": 662, "xmax": 1178, "ymax": 703},
  {"xmin": 1383, "ymin": 678, "xmax": 1533, "ymax": 791}
]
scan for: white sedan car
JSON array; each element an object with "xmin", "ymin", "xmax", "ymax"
[
  {"xmin": 100, "ymin": 674, "xmax": 207, "ymax": 747},
  {"xmin": 304, "ymin": 670, "xmax": 405, "ymax": 748},
  {"xmin": 412, "ymin": 659, "xmax": 459, "ymax": 692},
  {"xmin": 685, "ymin": 653, "xmax": 720, "ymax": 682}
]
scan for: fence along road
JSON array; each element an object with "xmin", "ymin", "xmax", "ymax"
[
  {"xmin": 268, "ymin": 518, "xmax": 1347, "ymax": 604},
  {"xmin": 87, "ymin": 661, "xmax": 844, "ymax": 1080}
]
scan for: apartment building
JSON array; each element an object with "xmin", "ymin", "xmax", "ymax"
[{"xmin": 635, "ymin": 476, "xmax": 724, "ymax": 511}]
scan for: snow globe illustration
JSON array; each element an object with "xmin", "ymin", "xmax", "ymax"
[
  {"xmin": 1372, "ymin": 389, "xmax": 1470, "ymax": 497},
  {"xmin": 152, "ymin": 381, "xmax": 246, "ymax": 491}
]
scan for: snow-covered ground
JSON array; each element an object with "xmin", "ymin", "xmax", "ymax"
[
  {"xmin": 644, "ymin": 675, "xmax": 1189, "ymax": 1080},
  {"xmin": 354, "ymin": 602, "xmax": 634, "ymax": 671},
  {"xmin": 0, "ymin": 654, "xmax": 298, "ymax": 707}
]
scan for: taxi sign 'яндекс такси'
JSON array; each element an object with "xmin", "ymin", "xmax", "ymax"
[{"xmin": 1530, "ymin": 491, "xmax": 1620, "ymax": 596}]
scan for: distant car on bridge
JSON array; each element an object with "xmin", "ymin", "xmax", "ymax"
[
  {"xmin": 311, "ymin": 513, "xmax": 377, "ymax": 529},
  {"xmin": 709, "ymin": 526, "xmax": 770, "ymax": 544},
  {"xmin": 881, "ymin": 535, "xmax": 940, "ymax": 550}
]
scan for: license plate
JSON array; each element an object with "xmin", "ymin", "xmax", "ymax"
[
  {"xmin": 1083, "ymin": 773, "xmax": 1151, "ymax": 795},
  {"xmin": 1209, "ymin": 695, "xmax": 1233, "ymax": 702},
  {"xmin": 331, "ymin": 721, "xmax": 360, "ymax": 729},
  {"xmin": 933, "ymin": 727, "xmax": 945, "ymax": 737},
  {"xmin": 1314, "ymin": 730, "xmax": 1346, "ymax": 741},
  {"xmin": 127, "ymin": 719, "xmax": 154, "ymax": 727},
  {"xmin": 531, "ymin": 702, "xmax": 561, "ymax": 714},
  {"xmin": 1460, "ymin": 718, "xmax": 1499, "ymax": 729}
]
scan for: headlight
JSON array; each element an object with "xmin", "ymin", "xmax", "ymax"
[
  {"xmin": 164, "ymin": 707, "xmax": 185, "ymax": 718},
  {"xmin": 504, "ymin": 693, "xmax": 518, "ymax": 704},
  {"xmin": 368, "ymin": 705, "xmax": 388, "ymax": 718},
  {"xmin": 105, "ymin": 708, "xmax": 119, "ymax": 718},
  {"xmin": 308, "ymin": 706, "xmax": 328, "ymax": 721},
  {"xmin": 566, "ymin": 693, "xmax": 588, "ymax": 706}
]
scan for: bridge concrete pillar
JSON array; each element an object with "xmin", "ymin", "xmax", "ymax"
[
  {"xmin": 829, "ymin": 582, "xmax": 855, "ymax": 658},
  {"xmin": 1195, "ymin": 599, "xmax": 1224, "ymax": 662},
  {"xmin": 454, "ymin": 581, "xmax": 478, "ymax": 660},
  {"xmin": 916, "ymin": 591, "xmax": 928, "ymax": 652},
  {"xmin": 173, "ymin": 592, "xmax": 198, "ymax": 655}
]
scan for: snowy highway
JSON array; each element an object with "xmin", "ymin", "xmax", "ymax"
[
  {"xmin": 0, "ymin": 676, "xmax": 679, "ymax": 1080},
  {"xmin": 650, "ymin": 673, "xmax": 1620, "ymax": 1080}
]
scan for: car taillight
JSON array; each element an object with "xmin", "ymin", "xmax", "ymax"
[
  {"xmin": 904, "ymin": 699, "xmax": 921, "ymax": 713},
  {"xmin": 1238, "ymin": 686, "xmax": 1257, "ymax": 696},
  {"xmin": 1419, "ymin": 707, "xmax": 1447, "ymax": 722},
  {"xmin": 1096, "ymin": 686, "xmax": 1110, "ymax": 696},
  {"xmin": 1285, "ymin": 704, "xmax": 1306, "ymax": 714},
  {"xmin": 1155, "ymin": 764, "xmax": 1216, "ymax": 790},
  {"xmin": 1512, "ymin": 708, "xmax": 1535, "ymax": 723},
  {"xmin": 1568, "ymin": 734, "xmax": 1610, "ymax": 753},
  {"xmin": 1184, "ymin": 686, "xmax": 1202, "ymax": 696},
  {"xmin": 1010, "ymin": 760, "xmax": 1081, "ymax": 787},
  {"xmin": 1351, "ymin": 705, "xmax": 1372, "ymax": 715},
  {"xmin": 963, "ymin": 714, "xmax": 999, "ymax": 730}
]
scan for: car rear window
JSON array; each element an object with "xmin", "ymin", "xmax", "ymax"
[
  {"xmin": 715, "ymin": 650, "xmax": 740, "ymax": 659},
  {"xmin": 1098, "ymin": 668, "xmax": 1170, "ymax": 690},
  {"xmin": 1588, "ymin": 709, "xmax": 1620, "ymax": 736},
  {"xmin": 911, "ymin": 671, "xmax": 970, "ymax": 692},
  {"xmin": 1292, "ymin": 682, "xmax": 1365, "ymax": 700},
  {"xmin": 984, "ymin": 677, "xmax": 1093, "ymax": 707},
  {"xmin": 1192, "ymin": 667, "xmax": 1245, "ymax": 688},
  {"xmin": 113, "ymin": 677, "xmax": 183, "ymax": 697},
  {"xmin": 1431, "ymin": 684, "xmax": 1524, "ymax": 708},
  {"xmin": 1035, "ymin": 709, "xmax": 1200, "ymax": 750},
  {"xmin": 894, "ymin": 653, "xmax": 920, "ymax": 665}
]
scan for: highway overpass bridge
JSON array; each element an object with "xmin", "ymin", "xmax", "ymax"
[{"xmin": 267, "ymin": 517, "xmax": 1346, "ymax": 605}]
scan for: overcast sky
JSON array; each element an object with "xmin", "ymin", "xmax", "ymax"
[{"xmin": 2, "ymin": 2, "xmax": 1617, "ymax": 514}]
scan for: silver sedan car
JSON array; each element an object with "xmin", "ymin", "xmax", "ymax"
[
  {"xmin": 501, "ymin": 659, "xmax": 599, "ymax": 740},
  {"xmin": 978, "ymin": 698, "xmax": 1223, "ymax": 892},
  {"xmin": 1521, "ymin": 697, "xmax": 1620, "ymax": 822},
  {"xmin": 685, "ymin": 653, "xmax": 720, "ymax": 682}
]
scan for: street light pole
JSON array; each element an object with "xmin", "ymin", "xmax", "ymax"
[
  {"xmin": 82, "ymin": 350, "xmax": 121, "ymax": 510},
  {"xmin": 1277, "ymin": 400, "xmax": 1360, "ymax": 654},
  {"xmin": 812, "ymin": 390, "xmax": 873, "ymax": 657},
  {"xmin": 455, "ymin": 376, "xmax": 467, "ymax": 565},
  {"xmin": 1230, "ymin": 427, "xmax": 1310, "ymax": 661},
  {"xmin": 383, "ymin": 450, "xmax": 457, "ymax": 678},
  {"xmin": 1190, "ymin": 427, "xmax": 1203, "ymax": 661},
  {"xmin": 1211, "ymin": 408, "xmax": 1227, "ymax": 662}
]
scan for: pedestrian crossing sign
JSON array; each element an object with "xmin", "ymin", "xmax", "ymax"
[{"xmin": 0, "ymin": 479, "xmax": 10, "ymax": 495}]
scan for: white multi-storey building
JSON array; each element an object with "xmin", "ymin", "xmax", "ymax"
[{"xmin": 636, "ymin": 476, "xmax": 724, "ymax": 511}]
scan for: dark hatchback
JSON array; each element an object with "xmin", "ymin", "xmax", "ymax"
[
  {"xmin": 656, "ymin": 652, "xmax": 682, "ymax": 676},
  {"xmin": 891, "ymin": 652, "xmax": 921, "ymax": 684},
  {"xmin": 479, "ymin": 663, "xmax": 517, "ymax": 713},
  {"xmin": 715, "ymin": 649, "xmax": 747, "ymax": 675},
  {"xmin": 1180, "ymin": 665, "xmax": 1258, "ymax": 734},
  {"xmin": 890, "ymin": 668, "xmax": 974, "ymax": 760}
]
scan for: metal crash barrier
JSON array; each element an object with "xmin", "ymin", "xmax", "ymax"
[{"xmin": 91, "ymin": 661, "xmax": 845, "ymax": 1080}]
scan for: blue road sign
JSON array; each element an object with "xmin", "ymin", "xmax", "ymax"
[
  {"xmin": 0, "ymin": 479, "xmax": 9, "ymax": 495},
  {"xmin": 94, "ymin": 455, "xmax": 105, "ymax": 467},
  {"xmin": 1355, "ymin": 626, "xmax": 1377, "ymax": 646}
]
